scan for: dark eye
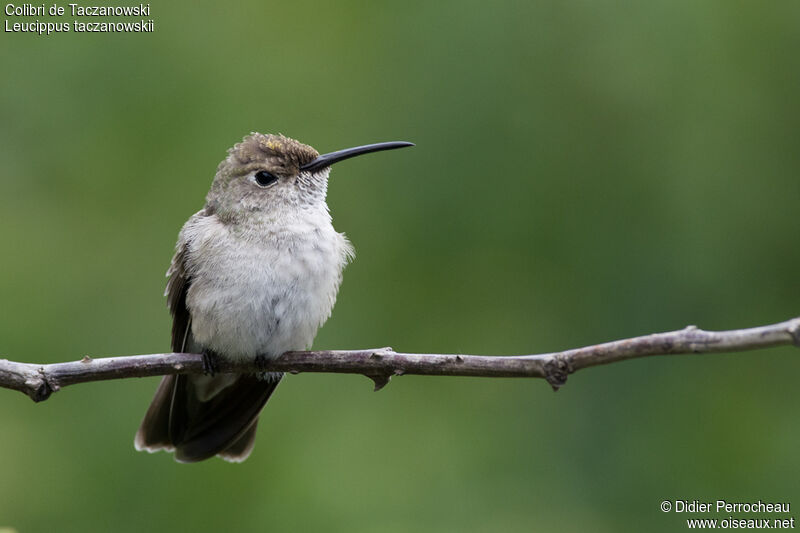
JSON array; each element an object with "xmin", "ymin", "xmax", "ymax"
[{"xmin": 254, "ymin": 170, "xmax": 278, "ymax": 187}]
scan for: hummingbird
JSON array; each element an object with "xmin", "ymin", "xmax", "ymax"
[{"xmin": 134, "ymin": 132, "xmax": 413, "ymax": 462}]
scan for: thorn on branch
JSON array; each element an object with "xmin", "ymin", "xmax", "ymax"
[
  {"xmin": 544, "ymin": 356, "xmax": 571, "ymax": 391},
  {"xmin": 789, "ymin": 321, "xmax": 800, "ymax": 348},
  {"xmin": 367, "ymin": 373, "xmax": 392, "ymax": 392},
  {"xmin": 369, "ymin": 347, "xmax": 396, "ymax": 360},
  {"xmin": 27, "ymin": 368, "xmax": 54, "ymax": 402}
]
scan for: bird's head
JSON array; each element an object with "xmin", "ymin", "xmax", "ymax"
[{"xmin": 207, "ymin": 132, "xmax": 413, "ymax": 223}]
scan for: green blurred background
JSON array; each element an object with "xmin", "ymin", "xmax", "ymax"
[{"xmin": 1, "ymin": 1, "xmax": 799, "ymax": 531}]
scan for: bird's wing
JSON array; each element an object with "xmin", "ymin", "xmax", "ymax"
[
  {"xmin": 134, "ymin": 209, "xmax": 205, "ymax": 452},
  {"xmin": 165, "ymin": 210, "xmax": 204, "ymax": 353}
]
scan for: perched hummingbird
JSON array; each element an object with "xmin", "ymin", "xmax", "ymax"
[{"xmin": 134, "ymin": 133, "xmax": 413, "ymax": 462}]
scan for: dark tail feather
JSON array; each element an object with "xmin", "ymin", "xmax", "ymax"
[
  {"xmin": 134, "ymin": 375, "xmax": 178, "ymax": 453},
  {"xmin": 134, "ymin": 373, "xmax": 282, "ymax": 463},
  {"xmin": 217, "ymin": 419, "xmax": 260, "ymax": 463},
  {"xmin": 172, "ymin": 373, "xmax": 282, "ymax": 463}
]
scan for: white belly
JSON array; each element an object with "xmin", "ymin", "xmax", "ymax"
[{"xmin": 184, "ymin": 215, "xmax": 352, "ymax": 361}]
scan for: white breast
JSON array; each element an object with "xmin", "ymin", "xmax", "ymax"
[{"xmin": 183, "ymin": 211, "xmax": 353, "ymax": 361}]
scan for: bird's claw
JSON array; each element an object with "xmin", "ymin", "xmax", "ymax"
[
  {"xmin": 254, "ymin": 354, "xmax": 271, "ymax": 372},
  {"xmin": 202, "ymin": 350, "xmax": 220, "ymax": 376}
]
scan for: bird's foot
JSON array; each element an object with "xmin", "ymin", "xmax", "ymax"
[
  {"xmin": 254, "ymin": 354, "xmax": 284, "ymax": 382},
  {"xmin": 202, "ymin": 350, "xmax": 221, "ymax": 376},
  {"xmin": 254, "ymin": 354, "xmax": 272, "ymax": 372}
]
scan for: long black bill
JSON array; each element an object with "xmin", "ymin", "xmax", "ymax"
[{"xmin": 300, "ymin": 141, "xmax": 414, "ymax": 173}]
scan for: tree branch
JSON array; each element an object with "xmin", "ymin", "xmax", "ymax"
[{"xmin": 2, "ymin": 317, "xmax": 798, "ymax": 402}]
